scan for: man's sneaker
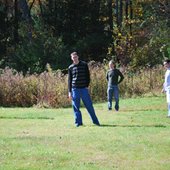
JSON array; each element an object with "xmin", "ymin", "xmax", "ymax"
[
  {"xmin": 94, "ymin": 123, "xmax": 100, "ymax": 126},
  {"xmin": 115, "ymin": 104, "xmax": 119, "ymax": 111},
  {"xmin": 108, "ymin": 108, "xmax": 112, "ymax": 111},
  {"xmin": 75, "ymin": 123, "xmax": 83, "ymax": 127}
]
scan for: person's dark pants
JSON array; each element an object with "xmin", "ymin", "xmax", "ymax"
[
  {"xmin": 72, "ymin": 88, "xmax": 100, "ymax": 126},
  {"xmin": 107, "ymin": 85, "xmax": 119, "ymax": 111}
]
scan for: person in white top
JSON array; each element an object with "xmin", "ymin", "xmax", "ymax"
[{"xmin": 162, "ymin": 59, "xmax": 170, "ymax": 118}]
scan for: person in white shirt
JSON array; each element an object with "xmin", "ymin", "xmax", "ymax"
[{"xmin": 162, "ymin": 59, "xmax": 170, "ymax": 118}]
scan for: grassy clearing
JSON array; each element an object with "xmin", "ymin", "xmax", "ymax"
[{"xmin": 0, "ymin": 96, "xmax": 170, "ymax": 170}]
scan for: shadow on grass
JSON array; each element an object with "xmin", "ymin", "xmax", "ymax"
[
  {"xmin": 0, "ymin": 116, "xmax": 54, "ymax": 120},
  {"xmin": 120, "ymin": 109, "xmax": 166, "ymax": 112},
  {"xmin": 100, "ymin": 124, "xmax": 166, "ymax": 128}
]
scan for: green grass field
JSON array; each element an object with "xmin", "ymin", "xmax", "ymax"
[{"xmin": 0, "ymin": 96, "xmax": 170, "ymax": 170}]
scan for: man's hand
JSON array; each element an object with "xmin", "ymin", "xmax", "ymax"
[{"xmin": 68, "ymin": 92, "xmax": 72, "ymax": 100}]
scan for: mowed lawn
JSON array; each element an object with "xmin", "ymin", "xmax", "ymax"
[{"xmin": 0, "ymin": 96, "xmax": 170, "ymax": 170}]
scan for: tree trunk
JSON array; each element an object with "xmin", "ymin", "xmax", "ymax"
[
  {"xmin": 108, "ymin": 0, "xmax": 113, "ymax": 33},
  {"xmin": 38, "ymin": 0, "xmax": 43, "ymax": 17},
  {"xmin": 18, "ymin": 0, "xmax": 32, "ymax": 41},
  {"xmin": 48, "ymin": 0, "xmax": 53, "ymax": 11},
  {"xmin": 125, "ymin": 0, "xmax": 129, "ymax": 20},
  {"xmin": 116, "ymin": 0, "xmax": 119, "ymax": 27},
  {"xmin": 129, "ymin": 0, "xmax": 133, "ymax": 37},
  {"xmin": 29, "ymin": 0, "xmax": 36, "ymax": 12},
  {"xmin": 119, "ymin": 0, "xmax": 123, "ymax": 27},
  {"xmin": 14, "ymin": 0, "xmax": 19, "ymax": 44}
]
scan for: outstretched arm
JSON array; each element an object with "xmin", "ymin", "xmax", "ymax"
[{"xmin": 118, "ymin": 71, "xmax": 124, "ymax": 84}]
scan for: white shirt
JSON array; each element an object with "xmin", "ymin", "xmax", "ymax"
[{"xmin": 164, "ymin": 68, "xmax": 170, "ymax": 92}]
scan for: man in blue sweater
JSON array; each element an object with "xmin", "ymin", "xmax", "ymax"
[
  {"xmin": 68, "ymin": 52, "xmax": 100, "ymax": 127},
  {"xmin": 106, "ymin": 60, "xmax": 124, "ymax": 111}
]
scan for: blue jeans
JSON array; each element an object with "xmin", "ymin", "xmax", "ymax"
[
  {"xmin": 71, "ymin": 88, "xmax": 100, "ymax": 126},
  {"xmin": 107, "ymin": 85, "xmax": 119, "ymax": 110}
]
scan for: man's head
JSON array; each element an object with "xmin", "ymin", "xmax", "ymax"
[
  {"xmin": 109, "ymin": 60, "xmax": 116, "ymax": 69},
  {"xmin": 70, "ymin": 52, "xmax": 79, "ymax": 64},
  {"xmin": 163, "ymin": 59, "xmax": 170, "ymax": 69}
]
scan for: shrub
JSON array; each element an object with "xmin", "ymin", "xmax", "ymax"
[
  {"xmin": 0, "ymin": 68, "xmax": 38, "ymax": 107},
  {"xmin": 0, "ymin": 64, "xmax": 164, "ymax": 107}
]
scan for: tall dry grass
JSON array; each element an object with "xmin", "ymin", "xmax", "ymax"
[
  {"xmin": 119, "ymin": 66, "xmax": 164, "ymax": 98},
  {"xmin": 0, "ymin": 63, "xmax": 165, "ymax": 108}
]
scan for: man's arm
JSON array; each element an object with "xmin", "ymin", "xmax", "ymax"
[
  {"xmin": 68, "ymin": 68, "xmax": 72, "ymax": 98},
  {"xmin": 118, "ymin": 70, "xmax": 124, "ymax": 84},
  {"xmin": 106, "ymin": 71, "xmax": 109, "ymax": 81},
  {"xmin": 86, "ymin": 63, "xmax": 90, "ymax": 87}
]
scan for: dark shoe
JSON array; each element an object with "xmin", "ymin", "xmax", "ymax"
[
  {"xmin": 115, "ymin": 104, "xmax": 119, "ymax": 111},
  {"xmin": 94, "ymin": 123, "xmax": 100, "ymax": 126},
  {"xmin": 75, "ymin": 123, "xmax": 83, "ymax": 127},
  {"xmin": 108, "ymin": 108, "xmax": 112, "ymax": 111}
]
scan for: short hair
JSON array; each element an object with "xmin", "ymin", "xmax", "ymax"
[
  {"xmin": 163, "ymin": 59, "xmax": 170, "ymax": 65},
  {"xmin": 109, "ymin": 60, "xmax": 115, "ymax": 65},
  {"xmin": 109, "ymin": 60, "xmax": 116, "ymax": 68},
  {"xmin": 70, "ymin": 52, "xmax": 78, "ymax": 56}
]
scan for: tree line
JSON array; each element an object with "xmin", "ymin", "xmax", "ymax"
[{"xmin": 0, "ymin": 0, "xmax": 169, "ymax": 73}]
